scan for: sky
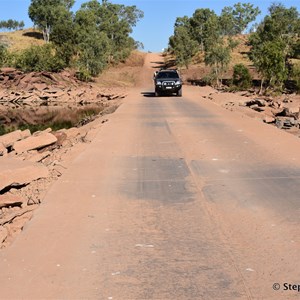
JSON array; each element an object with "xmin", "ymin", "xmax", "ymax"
[{"xmin": 0, "ymin": 0, "xmax": 300, "ymax": 52}]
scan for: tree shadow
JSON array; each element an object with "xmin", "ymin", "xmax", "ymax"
[
  {"xmin": 150, "ymin": 59, "xmax": 177, "ymax": 69},
  {"xmin": 23, "ymin": 31, "xmax": 44, "ymax": 40}
]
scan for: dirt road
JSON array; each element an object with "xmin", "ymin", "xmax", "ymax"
[{"xmin": 0, "ymin": 53, "xmax": 300, "ymax": 299}]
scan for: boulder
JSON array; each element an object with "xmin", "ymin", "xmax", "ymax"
[
  {"xmin": 0, "ymin": 67, "xmax": 17, "ymax": 74},
  {"xmin": 242, "ymin": 98, "xmax": 267, "ymax": 107},
  {"xmin": 27, "ymin": 150, "xmax": 51, "ymax": 163},
  {"xmin": 275, "ymin": 117, "xmax": 298, "ymax": 129},
  {"xmin": 0, "ymin": 130, "xmax": 23, "ymax": 148},
  {"xmin": 21, "ymin": 129, "xmax": 31, "ymax": 139},
  {"xmin": 64, "ymin": 127, "xmax": 80, "ymax": 139},
  {"xmin": 276, "ymin": 107, "xmax": 299, "ymax": 119},
  {"xmin": 0, "ymin": 157, "xmax": 49, "ymax": 192},
  {"xmin": 263, "ymin": 116, "xmax": 275, "ymax": 123},
  {"xmin": 0, "ymin": 193, "xmax": 25, "ymax": 209},
  {"xmin": 13, "ymin": 132, "xmax": 57, "ymax": 154},
  {"xmin": 250, "ymin": 104, "xmax": 265, "ymax": 112}
]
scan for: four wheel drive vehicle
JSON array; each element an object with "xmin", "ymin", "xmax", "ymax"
[{"xmin": 154, "ymin": 70, "xmax": 182, "ymax": 97}]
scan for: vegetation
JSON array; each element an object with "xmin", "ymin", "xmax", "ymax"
[
  {"xmin": 169, "ymin": 17, "xmax": 198, "ymax": 69},
  {"xmin": 292, "ymin": 63, "xmax": 300, "ymax": 92},
  {"xmin": 13, "ymin": 44, "xmax": 65, "ymax": 72},
  {"xmin": 168, "ymin": 2, "xmax": 300, "ymax": 93},
  {"xmin": 168, "ymin": 3, "xmax": 258, "ymax": 87},
  {"xmin": 0, "ymin": 0, "xmax": 144, "ymax": 80},
  {"xmin": 232, "ymin": 63, "xmax": 252, "ymax": 89},
  {"xmin": 220, "ymin": 3, "xmax": 260, "ymax": 35},
  {"xmin": 249, "ymin": 3, "xmax": 300, "ymax": 93},
  {"xmin": 0, "ymin": 20, "xmax": 25, "ymax": 31}
]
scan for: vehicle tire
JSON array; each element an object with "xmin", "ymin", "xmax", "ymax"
[
  {"xmin": 177, "ymin": 88, "xmax": 182, "ymax": 97},
  {"xmin": 155, "ymin": 89, "xmax": 160, "ymax": 97}
]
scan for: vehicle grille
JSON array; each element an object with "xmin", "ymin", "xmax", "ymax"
[{"xmin": 163, "ymin": 81, "xmax": 175, "ymax": 86}]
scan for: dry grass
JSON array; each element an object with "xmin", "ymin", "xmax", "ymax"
[
  {"xmin": 95, "ymin": 51, "xmax": 146, "ymax": 88},
  {"xmin": 0, "ymin": 28, "xmax": 44, "ymax": 52},
  {"xmin": 181, "ymin": 34, "xmax": 255, "ymax": 81}
]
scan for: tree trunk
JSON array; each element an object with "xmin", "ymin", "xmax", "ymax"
[
  {"xmin": 259, "ymin": 78, "xmax": 264, "ymax": 95},
  {"xmin": 43, "ymin": 24, "xmax": 50, "ymax": 43}
]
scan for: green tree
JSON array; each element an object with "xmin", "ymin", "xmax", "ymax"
[
  {"xmin": 0, "ymin": 20, "xmax": 25, "ymax": 31},
  {"xmin": 75, "ymin": 0, "xmax": 143, "ymax": 64},
  {"xmin": 204, "ymin": 41, "xmax": 232, "ymax": 87},
  {"xmin": 19, "ymin": 21, "xmax": 25, "ymax": 30},
  {"xmin": 232, "ymin": 63, "xmax": 252, "ymax": 89},
  {"xmin": 51, "ymin": 10, "xmax": 76, "ymax": 66},
  {"xmin": 189, "ymin": 9, "xmax": 219, "ymax": 51},
  {"xmin": 220, "ymin": 2, "xmax": 260, "ymax": 35},
  {"xmin": 169, "ymin": 24, "xmax": 198, "ymax": 69},
  {"xmin": 249, "ymin": 3, "xmax": 299, "ymax": 92},
  {"xmin": 28, "ymin": 0, "xmax": 75, "ymax": 42},
  {"xmin": 76, "ymin": 30, "xmax": 111, "ymax": 78}
]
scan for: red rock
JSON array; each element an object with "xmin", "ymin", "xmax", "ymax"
[
  {"xmin": 13, "ymin": 132, "xmax": 58, "ymax": 154},
  {"xmin": 0, "ymin": 68, "xmax": 16, "ymax": 73},
  {"xmin": 0, "ymin": 130, "xmax": 23, "ymax": 148},
  {"xmin": 51, "ymin": 131, "xmax": 67, "ymax": 146},
  {"xmin": 0, "ymin": 193, "xmax": 25, "ymax": 209},
  {"xmin": 0, "ymin": 157, "xmax": 49, "ymax": 192},
  {"xmin": 263, "ymin": 116, "xmax": 275, "ymax": 123},
  {"xmin": 21, "ymin": 129, "xmax": 31, "ymax": 139}
]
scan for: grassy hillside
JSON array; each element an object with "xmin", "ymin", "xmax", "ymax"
[
  {"xmin": 177, "ymin": 34, "xmax": 255, "ymax": 82},
  {"xmin": 0, "ymin": 28, "xmax": 44, "ymax": 52}
]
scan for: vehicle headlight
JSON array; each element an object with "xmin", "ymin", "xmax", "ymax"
[
  {"xmin": 175, "ymin": 81, "xmax": 181, "ymax": 85},
  {"xmin": 156, "ymin": 81, "xmax": 162, "ymax": 85}
]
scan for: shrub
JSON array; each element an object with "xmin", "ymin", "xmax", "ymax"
[
  {"xmin": 76, "ymin": 68, "xmax": 92, "ymax": 82},
  {"xmin": 202, "ymin": 72, "xmax": 218, "ymax": 87},
  {"xmin": 292, "ymin": 63, "xmax": 300, "ymax": 93},
  {"xmin": 232, "ymin": 63, "xmax": 252, "ymax": 90},
  {"xmin": 0, "ymin": 43, "xmax": 8, "ymax": 67},
  {"xmin": 14, "ymin": 44, "xmax": 65, "ymax": 72}
]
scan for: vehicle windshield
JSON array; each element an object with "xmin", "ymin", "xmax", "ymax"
[{"xmin": 156, "ymin": 71, "xmax": 179, "ymax": 79}]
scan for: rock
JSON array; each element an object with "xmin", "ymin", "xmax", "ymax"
[
  {"xmin": 33, "ymin": 128, "xmax": 52, "ymax": 136},
  {"xmin": 0, "ymin": 130, "xmax": 23, "ymax": 148},
  {"xmin": 32, "ymin": 83, "xmax": 48, "ymax": 91},
  {"xmin": 51, "ymin": 131, "xmax": 67, "ymax": 147},
  {"xmin": 0, "ymin": 157, "xmax": 49, "ymax": 192},
  {"xmin": 21, "ymin": 129, "xmax": 31, "ymax": 139},
  {"xmin": 64, "ymin": 127, "xmax": 80, "ymax": 139},
  {"xmin": 13, "ymin": 132, "xmax": 57, "ymax": 154},
  {"xmin": 285, "ymin": 107, "xmax": 299, "ymax": 118},
  {"xmin": 0, "ymin": 193, "xmax": 25, "ymax": 209},
  {"xmin": 263, "ymin": 116, "xmax": 275, "ymax": 123},
  {"xmin": 250, "ymin": 104, "xmax": 265, "ymax": 112},
  {"xmin": 276, "ymin": 107, "xmax": 299, "ymax": 119},
  {"xmin": 0, "ymin": 67, "xmax": 16, "ymax": 74},
  {"xmin": 275, "ymin": 117, "xmax": 298, "ymax": 129},
  {"xmin": 0, "ymin": 142, "xmax": 7, "ymax": 156},
  {"xmin": 27, "ymin": 150, "xmax": 51, "ymax": 163},
  {"xmin": 241, "ymin": 98, "xmax": 267, "ymax": 107}
]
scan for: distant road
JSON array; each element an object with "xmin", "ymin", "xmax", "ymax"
[{"xmin": 0, "ymin": 53, "xmax": 299, "ymax": 299}]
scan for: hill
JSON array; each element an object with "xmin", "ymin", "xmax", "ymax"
[{"xmin": 0, "ymin": 28, "xmax": 44, "ymax": 52}]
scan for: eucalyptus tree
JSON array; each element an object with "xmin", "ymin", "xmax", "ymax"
[
  {"xmin": 28, "ymin": 0, "xmax": 75, "ymax": 42},
  {"xmin": 249, "ymin": 3, "xmax": 299, "ymax": 92}
]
